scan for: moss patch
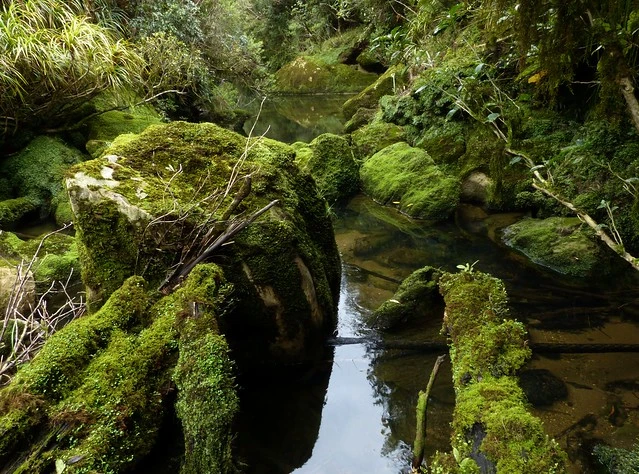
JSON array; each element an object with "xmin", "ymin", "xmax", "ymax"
[
  {"xmin": 502, "ymin": 216, "xmax": 612, "ymax": 277},
  {"xmin": 273, "ymin": 56, "xmax": 378, "ymax": 94},
  {"xmin": 294, "ymin": 133, "xmax": 360, "ymax": 204},
  {"xmin": 351, "ymin": 121, "xmax": 406, "ymax": 160},
  {"xmin": 0, "ymin": 137, "xmax": 85, "ymax": 225},
  {"xmin": 360, "ymin": 142, "xmax": 460, "ymax": 221},
  {"xmin": 367, "ymin": 266, "xmax": 442, "ymax": 330}
]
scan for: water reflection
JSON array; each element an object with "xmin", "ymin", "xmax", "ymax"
[
  {"xmin": 243, "ymin": 95, "xmax": 348, "ymax": 143},
  {"xmin": 235, "ymin": 194, "xmax": 639, "ymax": 473}
]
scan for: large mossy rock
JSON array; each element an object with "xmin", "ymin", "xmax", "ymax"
[
  {"xmin": 0, "ymin": 136, "xmax": 86, "ymax": 227},
  {"xmin": 65, "ymin": 121, "xmax": 341, "ymax": 363},
  {"xmin": 293, "ymin": 133, "xmax": 360, "ymax": 204},
  {"xmin": 367, "ymin": 266, "xmax": 442, "ymax": 331},
  {"xmin": 360, "ymin": 142, "xmax": 460, "ymax": 221},
  {"xmin": 273, "ymin": 56, "xmax": 378, "ymax": 94},
  {"xmin": 502, "ymin": 217, "xmax": 613, "ymax": 277}
]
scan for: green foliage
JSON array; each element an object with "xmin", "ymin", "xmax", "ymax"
[
  {"xmin": 360, "ymin": 142, "xmax": 460, "ymax": 220},
  {"xmin": 0, "ymin": 0, "xmax": 144, "ymax": 135}
]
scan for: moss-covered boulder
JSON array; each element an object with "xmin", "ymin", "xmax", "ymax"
[
  {"xmin": 0, "ymin": 137, "xmax": 86, "ymax": 227},
  {"xmin": 342, "ymin": 65, "xmax": 406, "ymax": 120},
  {"xmin": 367, "ymin": 266, "xmax": 442, "ymax": 331},
  {"xmin": 0, "ymin": 264, "xmax": 238, "ymax": 474},
  {"xmin": 351, "ymin": 121, "xmax": 406, "ymax": 160},
  {"xmin": 432, "ymin": 271, "xmax": 567, "ymax": 472},
  {"xmin": 360, "ymin": 142, "xmax": 460, "ymax": 221},
  {"xmin": 65, "ymin": 121, "xmax": 341, "ymax": 363},
  {"xmin": 273, "ymin": 56, "xmax": 378, "ymax": 94},
  {"xmin": 293, "ymin": 133, "xmax": 360, "ymax": 204},
  {"xmin": 502, "ymin": 217, "xmax": 613, "ymax": 277},
  {"xmin": 343, "ymin": 107, "xmax": 377, "ymax": 133}
]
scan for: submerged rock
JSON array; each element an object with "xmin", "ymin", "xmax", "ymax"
[
  {"xmin": 502, "ymin": 216, "xmax": 612, "ymax": 277},
  {"xmin": 66, "ymin": 121, "xmax": 341, "ymax": 363},
  {"xmin": 360, "ymin": 142, "xmax": 460, "ymax": 221},
  {"xmin": 367, "ymin": 266, "xmax": 442, "ymax": 331},
  {"xmin": 293, "ymin": 133, "xmax": 360, "ymax": 204}
]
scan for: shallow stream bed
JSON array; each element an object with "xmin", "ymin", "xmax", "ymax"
[{"xmin": 234, "ymin": 195, "xmax": 639, "ymax": 473}]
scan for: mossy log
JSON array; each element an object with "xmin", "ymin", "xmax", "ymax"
[{"xmin": 429, "ymin": 271, "xmax": 568, "ymax": 473}]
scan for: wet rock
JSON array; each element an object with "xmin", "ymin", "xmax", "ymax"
[
  {"xmin": 360, "ymin": 142, "xmax": 460, "ymax": 221},
  {"xmin": 502, "ymin": 216, "xmax": 614, "ymax": 278},
  {"xmin": 367, "ymin": 266, "xmax": 442, "ymax": 331},
  {"xmin": 518, "ymin": 369, "xmax": 568, "ymax": 406},
  {"xmin": 461, "ymin": 171, "xmax": 492, "ymax": 204}
]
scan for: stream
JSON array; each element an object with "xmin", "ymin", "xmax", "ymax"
[{"xmin": 234, "ymin": 96, "xmax": 639, "ymax": 473}]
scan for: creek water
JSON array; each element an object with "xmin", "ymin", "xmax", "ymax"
[{"xmin": 235, "ymin": 96, "xmax": 639, "ymax": 473}]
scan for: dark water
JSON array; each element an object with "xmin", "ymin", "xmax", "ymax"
[
  {"xmin": 234, "ymin": 195, "xmax": 639, "ymax": 474},
  {"xmin": 233, "ymin": 97, "xmax": 639, "ymax": 473},
  {"xmin": 242, "ymin": 95, "xmax": 349, "ymax": 143}
]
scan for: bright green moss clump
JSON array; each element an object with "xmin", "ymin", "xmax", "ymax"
[
  {"xmin": 351, "ymin": 121, "xmax": 406, "ymax": 160},
  {"xmin": 435, "ymin": 271, "xmax": 567, "ymax": 473},
  {"xmin": 0, "ymin": 264, "xmax": 239, "ymax": 473},
  {"xmin": 294, "ymin": 133, "xmax": 360, "ymax": 204},
  {"xmin": 360, "ymin": 142, "xmax": 460, "ymax": 221}
]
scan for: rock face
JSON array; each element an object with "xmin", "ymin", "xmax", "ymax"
[
  {"xmin": 66, "ymin": 121, "xmax": 341, "ymax": 363},
  {"xmin": 360, "ymin": 142, "xmax": 460, "ymax": 221},
  {"xmin": 502, "ymin": 216, "xmax": 613, "ymax": 277}
]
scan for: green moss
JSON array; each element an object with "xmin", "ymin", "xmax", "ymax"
[
  {"xmin": 502, "ymin": 217, "xmax": 612, "ymax": 277},
  {"xmin": 436, "ymin": 271, "xmax": 566, "ymax": 472},
  {"xmin": 343, "ymin": 107, "xmax": 377, "ymax": 133},
  {"xmin": 351, "ymin": 121, "xmax": 406, "ymax": 160},
  {"xmin": 368, "ymin": 266, "xmax": 442, "ymax": 330},
  {"xmin": 415, "ymin": 119, "xmax": 466, "ymax": 165},
  {"xmin": 342, "ymin": 65, "xmax": 406, "ymax": 120},
  {"xmin": 0, "ymin": 196, "xmax": 40, "ymax": 227},
  {"xmin": 0, "ymin": 137, "xmax": 86, "ymax": 223},
  {"xmin": 273, "ymin": 56, "xmax": 378, "ymax": 94},
  {"xmin": 295, "ymin": 133, "xmax": 360, "ymax": 204},
  {"xmin": 360, "ymin": 142, "xmax": 460, "ymax": 221}
]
